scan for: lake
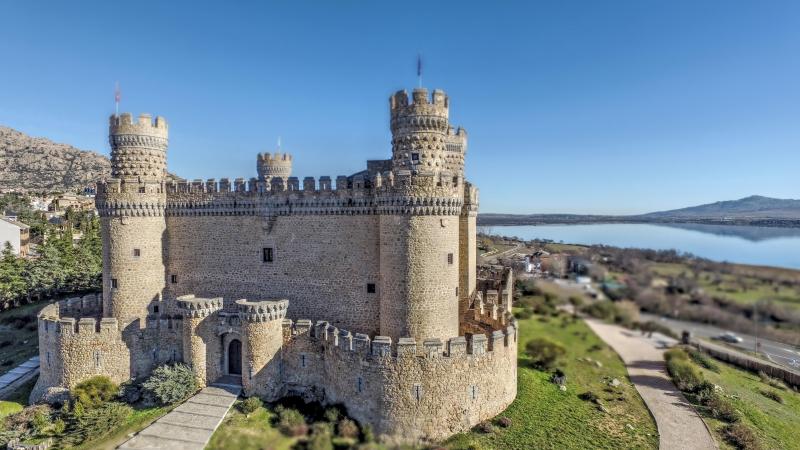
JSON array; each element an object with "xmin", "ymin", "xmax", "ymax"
[{"xmin": 492, "ymin": 223, "xmax": 800, "ymax": 269}]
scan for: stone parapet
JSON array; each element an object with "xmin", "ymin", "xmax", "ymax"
[
  {"xmin": 235, "ymin": 299, "xmax": 289, "ymax": 322},
  {"xmin": 282, "ymin": 318, "xmax": 517, "ymax": 362},
  {"xmin": 176, "ymin": 295, "xmax": 223, "ymax": 318}
]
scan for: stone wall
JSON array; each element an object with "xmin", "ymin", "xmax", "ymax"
[
  {"xmin": 280, "ymin": 315, "xmax": 518, "ymax": 444},
  {"xmin": 31, "ymin": 294, "xmax": 183, "ymax": 403}
]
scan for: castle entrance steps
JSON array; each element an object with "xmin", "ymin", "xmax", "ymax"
[{"xmin": 118, "ymin": 381, "xmax": 240, "ymax": 449}]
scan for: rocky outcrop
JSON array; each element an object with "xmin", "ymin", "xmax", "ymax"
[{"xmin": 0, "ymin": 126, "xmax": 110, "ymax": 192}]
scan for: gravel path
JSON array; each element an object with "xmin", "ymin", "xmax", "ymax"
[{"xmin": 585, "ymin": 318, "xmax": 717, "ymax": 450}]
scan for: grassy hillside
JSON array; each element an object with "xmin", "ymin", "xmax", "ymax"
[{"xmin": 445, "ymin": 312, "xmax": 658, "ymax": 449}]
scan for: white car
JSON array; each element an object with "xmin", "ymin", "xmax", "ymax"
[{"xmin": 716, "ymin": 332, "xmax": 743, "ymax": 343}]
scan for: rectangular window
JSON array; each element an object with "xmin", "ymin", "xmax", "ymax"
[
  {"xmin": 153, "ymin": 305, "xmax": 159, "ymax": 314},
  {"xmin": 111, "ymin": 278, "xmax": 118, "ymax": 289},
  {"xmin": 367, "ymin": 283, "xmax": 376, "ymax": 294},
  {"xmin": 133, "ymin": 248, "xmax": 141, "ymax": 257},
  {"xmin": 411, "ymin": 152, "xmax": 420, "ymax": 162},
  {"xmin": 301, "ymin": 354, "xmax": 307, "ymax": 368},
  {"xmin": 456, "ymin": 286, "xmax": 459, "ymax": 296},
  {"xmin": 263, "ymin": 247, "xmax": 274, "ymax": 262},
  {"xmin": 447, "ymin": 253, "xmax": 454, "ymax": 264},
  {"xmin": 171, "ymin": 274, "xmax": 178, "ymax": 284},
  {"xmin": 138, "ymin": 186, "xmax": 146, "ymax": 193}
]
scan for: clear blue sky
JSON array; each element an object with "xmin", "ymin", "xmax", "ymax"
[{"xmin": 1, "ymin": 1, "xmax": 798, "ymax": 214}]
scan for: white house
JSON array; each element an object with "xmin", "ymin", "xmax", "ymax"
[{"xmin": 0, "ymin": 218, "xmax": 30, "ymax": 257}]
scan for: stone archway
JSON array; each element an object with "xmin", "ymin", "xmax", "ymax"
[{"xmin": 227, "ymin": 339, "xmax": 242, "ymax": 375}]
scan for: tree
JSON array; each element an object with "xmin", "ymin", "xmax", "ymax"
[{"xmin": 0, "ymin": 242, "xmax": 26, "ymax": 306}]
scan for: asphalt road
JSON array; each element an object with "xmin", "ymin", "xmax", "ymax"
[{"xmin": 640, "ymin": 312, "xmax": 800, "ymax": 373}]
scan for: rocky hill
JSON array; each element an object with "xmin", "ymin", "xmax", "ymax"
[
  {"xmin": 0, "ymin": 126, "xmax": 110, "ymax": 192},
  {"xmin": 640, "ymin": 195, "xmax": 800, "ymax": 219}
]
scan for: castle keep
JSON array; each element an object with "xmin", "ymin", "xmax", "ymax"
[{"xmin": 33, "ymin": 87, "xmax": 518, "ymax": 443}]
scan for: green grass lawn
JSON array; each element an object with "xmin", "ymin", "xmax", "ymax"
[
  {"xmin": 0, "ymin": 301, "xmax": 52, "ymax": 376},
  {"xmin": 207, "ymin": 402, "xmax": 297, "ymax": 450},
  {"xmin": 444, "ymin": 312, "xmax": 658, "ymax": 450},
  {"xmin": 690, "ymin": 357, "xmax": 800, "ymax": 450}
]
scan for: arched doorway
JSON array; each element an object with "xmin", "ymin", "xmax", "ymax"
[{"xmin": 228, "ymin": 339, "xmax": 242, "ymax": 375}]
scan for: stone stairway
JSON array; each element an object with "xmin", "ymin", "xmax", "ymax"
[{"xmin": 118, "ymin": 380, "xmax": 241, "ymax": 449}]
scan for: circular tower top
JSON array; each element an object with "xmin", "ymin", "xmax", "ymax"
[
  {"xmin": 108, "ymin": 113, "xmax": 168, "ymax": 181},
  {"xmin": 389, "ymin": 88, "xmax": 466, "ymax": 175},
  {"xmin": 257, "ymin": 152, "xmax": 293, "ymax": 181}
]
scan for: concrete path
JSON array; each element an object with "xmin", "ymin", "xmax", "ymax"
[
  {"xmin": 118, "ymin": 380, "xmax": 241, "ymax": 450},
  {"xmin": 0, "ymin": 356, "xmax": 39, "ymax": 399},
  {"xmin": 584, "ymin": 318, "xmax": 718, "ymax": 450}
]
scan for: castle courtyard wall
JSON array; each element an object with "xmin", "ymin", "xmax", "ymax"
[{"xmin": 166, "ymin": 214, "xmax": 381, "ymax": 334}]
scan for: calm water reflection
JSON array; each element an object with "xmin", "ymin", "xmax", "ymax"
[{"xmin": 495, "ymin": 223, "xmax": 800, "ymax": 269}]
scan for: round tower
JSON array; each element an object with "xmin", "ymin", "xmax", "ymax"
[
  {"xmin": 379, "ymin": 88, "xmax": 465, "ymax": 343},
  {"xmin": 237, "ymin": 299, "xmax": 288, "ymax": 399},
  {"xmin": 256, "ymin": 152, "xmax": 292, "ymax": 182},
  {"xmin": 97, "ymin": 113, "xmax": 168, "ymax": 327},
  {"xmin": 389, "ymin": 88, "xmax": 467, "ymax": 176}
]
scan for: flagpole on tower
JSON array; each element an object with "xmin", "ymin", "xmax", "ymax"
[
  {"xmin": 114, "ymin": 82, "xmax": 121, "ymax": 116},
  {"xmin": 417, "ymin": 54, "xmax": 422, "ymax": 88}
]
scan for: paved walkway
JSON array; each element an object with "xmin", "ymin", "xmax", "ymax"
[
  {"xmin": 0, "ymin": 356, "xmax": 39, "ymax": 398},
  {"xmin": 119, "ymin": 380, "xmax": 241, "ymax": 450},
  {"xmin": 584, "ymin": 318, "xmax": 718, "ymax": 450}
]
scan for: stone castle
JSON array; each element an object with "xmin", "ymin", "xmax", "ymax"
[{"xmin": 32, "ymin": 87, "xmax": 518, "ymax": 443}]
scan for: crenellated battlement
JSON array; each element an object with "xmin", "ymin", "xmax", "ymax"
[
  {"xmin": 282, "ymin": 317, "xmax": 517, "ymax": 362},
  {"xmin": 236, "ymin": 299, "xmax": 289, "ymax": 322},
  {"xmin": 154, "ymin": 171, "xmax": 465, "ymax": 217},
  {"xmin": 176, "ymin": 295, "xmax": 223, "ymax": 318},
  {"xmin": 257, "ymin": 152, "xmax": 293, "ymax": 163},
  {"xmin": 109, "ymin": 113, "xmax": 168, "ymax": 138}
]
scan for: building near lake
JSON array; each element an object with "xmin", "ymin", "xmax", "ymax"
[{"xmin": 32, "ymin": 87, "xmax": 518, "ymax": 443}]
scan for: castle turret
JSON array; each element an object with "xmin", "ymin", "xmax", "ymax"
[
  {"xmin": 379, "ymin": 88, "xmax": 466, "ymax": 343},
  {"xmin": 389, "ymin": 88, "xmax": 467, "ymax": 176},
  {"xmin": 96, "ymin": 113, "xmax": 168, "ymax": 327},
  {"xmin": 257, "ymin": 152, "xmax": 292, "ymax": 183},
  {"xmin": 237, "ymin": 299, "xmax": 288, "ymax": 399}
]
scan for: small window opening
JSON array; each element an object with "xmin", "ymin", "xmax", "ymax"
[
  {"xmin": 153, "ymin": 305, "xmax": 159, "ymax": 314},
  {"xmin": 357, "ymin": 376, "xmax": 363, "ymax": 393},
  {"xmin": 171, "ymin": 274, "xmax": 178, "ymax": 284},
  {"xmin": 111, "ymin": 278, "xmax": 118, "ymax": 289},
  {"xmin": 411, "ymin": 152, "xmax": 420, "ymax": 162},
  {"xmin": 447, "ymin": 253, "xmax": 454, "ymax": 264},
  {"xmin": 138, "ymin": 186, "xmax": 146, "ymax": 193},
  {"xmin": 263, "ymin": 247, "xmax": 274, "ymax": 262},
  {"xmin": 133, "ymin": 248, "xmax": 141, "ymax": 257},
  {"xmin": 301, "ymin": 354, "xmax": 307, "ymax": 368},
  {"xmin": 367, "ymin": 283, "xmax": 376, "ymax": 294}
]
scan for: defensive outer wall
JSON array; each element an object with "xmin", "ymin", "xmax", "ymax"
[{"xmin": 32, "ymin": 87, "xmax": 518, "ymax": 444}]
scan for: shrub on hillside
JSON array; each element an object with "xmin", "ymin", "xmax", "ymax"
[
  {"xmin": 72, "ymin": 376, "xmax": 119, "ymax": 409},
  {"xmin": 666, "ymin": 358, "xmax": 704, "ymax": 392},
  {"xmin": 757, "ymin": 371, "xmax": 787, "ymax": 391},
  {"xmin": 141, "ymin": 363, "xmax": 196, "ymax": 406},
  {"xmin": 582, "ymin": 301, "xmax": 618, "ymax": 321},
  {"xmin": 759, "ymin": 389, "xmax": 784, "ymax": 404},
  {"xmin": 70, "ymin": 401, "xmax": 132, "ymax": 444},
  {"xmin": 688, "ymin": 349, "xmax": 719, "ymax": 372},
  {"xmin": 239, "ymin": 397, "xmax": 262, "ymax": 416},
  {"xmin": 307, "ymin": 422, "xmax": 333, "ymax": 450},
  {"xmin": 613, "ymin": 300, "xmax": 640, "ymax": 327},
  {"xmin": 724, "ymin": 423, "xmax": 761, "ymax": 450},
  {"xmin": 706, "ymin": 395, "xmax": 741, "ymax": 423},
  {"xmin": 525, "ymin": 337, "xmax": 566, "ymax": 370},
  {"xmin": 336, "ymin": 417, "xmax": 359, "ymax": 439},
  {"xmin": 637, "ymin": 321, "xmax": 679, "ymax": 339},
  {"xmin": 664, "ymin": 347, "xmax": 689, "ymax": 362},
  {"xmin": 276, "ymin": 405, "xmax": 308, "ymax": 437}
]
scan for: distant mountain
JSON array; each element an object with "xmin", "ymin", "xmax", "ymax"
[
  {"xmin": 479, "ymin": 196, "xmax": 800, "ymax": 228},
  {"xmin": 640, "ymin": 195, "xmax": 800, "ymax": 220},
  {"xmin": 0, "ymin": 126, "xmax": 180, "ymax": 193},
  {"xmin": 0, "ymin": 126, "xmax": 110, "ymax": 192}
]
